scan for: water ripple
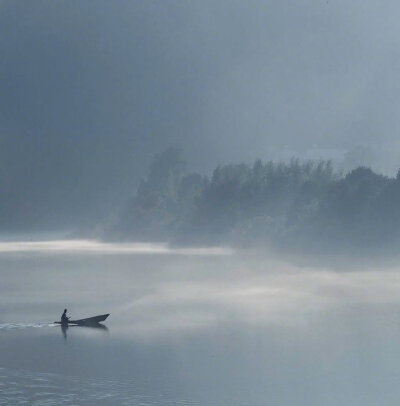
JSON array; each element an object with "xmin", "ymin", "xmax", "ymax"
[
  {"xmin": 0, "ymin": 368, "xmax": 203, "ymax": 406},
  {"xmin": 0, "ymin": 323, "xmax": 53, "ymax": 331}
]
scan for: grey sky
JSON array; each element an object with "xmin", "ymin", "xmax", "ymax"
[{"xmin": 1, "ymin": 0, "xmax": 399, "ymax": 229}]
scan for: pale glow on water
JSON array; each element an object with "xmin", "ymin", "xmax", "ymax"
[
  {"xmin": 116, "ymin": 268, "xmax": 400, "ymax": 336},
  {"xmin": 0, "ymin": 239, "xmax": 234, "ymax": 256}
]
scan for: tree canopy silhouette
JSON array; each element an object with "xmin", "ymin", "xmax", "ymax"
[{"xmin": 106, "ymin": 148, "xmax": 400, "ymax": 254}]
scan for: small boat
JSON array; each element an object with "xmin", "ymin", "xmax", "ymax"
[{"xmin": 55, "ymin": 314, "xmax": 110, "ymax": 326}]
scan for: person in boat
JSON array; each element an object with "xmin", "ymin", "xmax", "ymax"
[{"xmin": 61, "ymin": 309, "xmax": 70, "ymax": 324}]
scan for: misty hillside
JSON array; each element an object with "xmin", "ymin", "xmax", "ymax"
[{"xmin": 104, "ymin": 148, "xmax": 400, "ymax": 255}]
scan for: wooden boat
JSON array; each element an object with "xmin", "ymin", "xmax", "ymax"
[{"xmin": 55, "ymin": 314, "xmax": 109, "ymax": 326}]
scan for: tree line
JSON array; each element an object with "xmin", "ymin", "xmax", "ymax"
[{"xmin": 106, "ymin": 147, "xmax": 400, "ymax": 255}]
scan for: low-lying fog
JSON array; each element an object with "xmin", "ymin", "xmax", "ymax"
[
  {"xmin": 1, "ymin": 239, "xmax": 400, "ymax": 335},
  {"xmin": 1, "ymin": 240, "xmax": 400, "ymax": 405}
]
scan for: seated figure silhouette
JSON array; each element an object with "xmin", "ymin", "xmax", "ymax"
[{"xmin": 61, "ymin": 309, "xmax": 70, "ymax": 324}]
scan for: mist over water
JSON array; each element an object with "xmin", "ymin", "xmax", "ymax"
[
  {"xmin": 3, "ymin": 1, "xmax": 400, "ymax": 404},
  {"xmin": 2, "ymin": 240, "xmax": 400, "ymax": 405}
]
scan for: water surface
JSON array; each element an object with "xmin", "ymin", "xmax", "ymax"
[{"xmin": 1, "ymin": 240, "xmax": 400, "ymax": 405}]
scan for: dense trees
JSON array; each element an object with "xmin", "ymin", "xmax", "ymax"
[{"xmin": 107, "ymin": 148, "xmax": 400, "ymax": 254}]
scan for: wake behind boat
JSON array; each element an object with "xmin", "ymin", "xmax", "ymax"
[{"xmin": 55, "ymin": 314, "xmax": 109, "ymax": 326}]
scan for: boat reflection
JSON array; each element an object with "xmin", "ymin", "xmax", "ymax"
[
  {"xmin": 61, "ymin": 324, "xmax": 68, "ymax": 341},
  {"xmin": 60, "ymin": 323, "xmax": 108, "ymax": 340}
]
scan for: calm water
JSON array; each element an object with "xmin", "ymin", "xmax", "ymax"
[{"xmin": 1, "ymin": 240, "xmax": 400, "ymax": 405}]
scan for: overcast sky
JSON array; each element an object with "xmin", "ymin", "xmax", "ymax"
[{"xmin": 1, "ymin": 0, "xmax": 400, "ymax": 229}]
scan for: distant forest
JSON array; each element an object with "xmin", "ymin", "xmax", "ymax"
[{"xmin": 105, "ymin": 147, "xmax": 400, "ymax": 255}]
